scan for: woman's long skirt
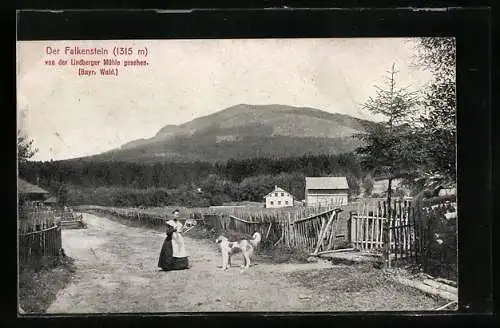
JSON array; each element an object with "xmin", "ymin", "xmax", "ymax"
[{"xmin": 158, "ymin": 237, "xmax": 189, "ymax": 271}]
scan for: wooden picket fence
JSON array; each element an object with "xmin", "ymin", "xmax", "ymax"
[
  {"xmin": 350, "ymin": 215, "xmax": 385, "ymax": 251},
  {"xmin": 19, "ymin": 207, "xmax": 85, "ymax": 232},
  {"xmin": 18, "ymin": 210, "xmax": 58, "ymax": 233},
  {"xmin": 349, "ymin": 199, "xmax": 413, "ymax": 252},
  {"xmin": 219, "ymin": 215, "xmax": 281, "ymax": 248},
  {"xmin": 350, "ymin": 214, "xmax": 417, "ymax": 258},
  {"xmin": 76, "ymin": 204, "xmax": 339, "ymax": 224},
  {"xmin": 388, "ymin": 217, "xmax": 418, "ymax": 263},
  {"xmin": 215, "ymin": 208, "xmax": 344, "ymax": 254},
  {"xmin": 18, "ymin": 223, "xmax": 62, "ymax": 266},
  {"xmin": 282, "ymin": 211, "xmax": 326, "ymax": 251},
  {"xmin": 286, "ymin": 209, "xmax": 343, "ymax": 253}
]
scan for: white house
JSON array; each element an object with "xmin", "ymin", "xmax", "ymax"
[
  {"xmin": 264, "ymin": 186, "xmax": 294, "ymax": 208},
  {"xmin": 305, "ymin": 177, "xmax": 349, "ymax": 208}
]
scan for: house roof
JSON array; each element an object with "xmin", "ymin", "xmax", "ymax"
[
  {"xmin": 18, "ymin": 178, "xmax": 49, "ymax": 195},
  {"xmin": 44, "ymin": 196, "xmax": 58, "ymax": 203},
  {"xmin": 305, "ymin": 177, "xmax": 349, "ymax": 190},
  {"xmin": 263, "ymin": 185, "xmax": 293, "ymax": 199}
]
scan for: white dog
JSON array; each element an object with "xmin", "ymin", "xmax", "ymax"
[{"xmin": 215, "ymin": 232, "xmax": 262, "ymax": 271}]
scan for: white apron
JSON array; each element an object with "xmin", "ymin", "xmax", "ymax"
[
  {"xmin": 167, "ymin": 220, "xmax": 188, "ymax": 258},
  {"xmin": 172, "ymin": 231, "xmax": 188, "ymax": 258}
]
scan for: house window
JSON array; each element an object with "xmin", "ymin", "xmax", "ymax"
[
  {"xmin": 281, "ymin": 192, "xmax": 284, "ymax": 196},
  {"xmin": 278, "ymin": 201, "xmax": 281, "ymax": 205},
  {"xmin": 270, "ymin": 201, "xmax": 274, "ymax": 205},
  {"xmin": 285, "ymin": 201, "xmax": 289, "ymax": 205},
  {"xmin": 275, "ymin": 193, "xmax": 278, "ymax": 197}
]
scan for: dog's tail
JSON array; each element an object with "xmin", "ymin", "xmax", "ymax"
[{"xmin": 250, "ymin": 232, "xmax": 262, "ymax": 247}]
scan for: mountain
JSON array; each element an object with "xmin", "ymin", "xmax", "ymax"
[{"xmin": 83, "ymin": 104, "xmax": 377, "ymax": 163}]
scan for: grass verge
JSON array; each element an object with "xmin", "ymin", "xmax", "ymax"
[
  {"xmin": 18, "ymin": 256, "xmax": 76, "ymax": 314},
  {"xmin": 286, "ymin": 262, "xmax": 450, "ymax": 311}
]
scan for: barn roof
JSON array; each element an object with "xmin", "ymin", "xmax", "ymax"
[
  {"xmin": 305, "ymin": 177, "xmax": 349, "ymax": 190},
  {"xmin": 263, "ymin": 185, "xmax": 293, "ymax": 198},
  {"xmin": 18, "ymin": 178, "xmax": 49, "ymax": 195}
]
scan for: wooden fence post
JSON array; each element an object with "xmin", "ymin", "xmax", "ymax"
[
  {"xmin": 286, "ymin": 214, "xmax": 291, "ymax": 247},
  {"xmin": 347, "ymin": 211, "xmax": 353, "ymax": 246},
  {"xmin": 312, "ymin": 210, "xmax": 336, "ymax": 255},
  {"xmin": 383, "ymin": 201, "xmax": 391, "ymax": 269}
]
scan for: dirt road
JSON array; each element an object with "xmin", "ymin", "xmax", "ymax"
[
  {"xmin": 47, "ymin": 213, "xmax": 334, "ymax": 313},
  {"xmin": 47, "ymin": 213, "xmax": 445, "ymax": 313}
]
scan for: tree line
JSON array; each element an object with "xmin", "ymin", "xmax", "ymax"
[{"xmin": 19, "ymin": 153, "xmax": 363, "ymax": 207}]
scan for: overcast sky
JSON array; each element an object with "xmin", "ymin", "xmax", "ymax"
[{"xmin": 17, "ymin": 38, "xmax": 433, "ymax": 161}]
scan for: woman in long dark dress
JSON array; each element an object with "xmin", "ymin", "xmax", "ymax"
[{"xmin": 158, "ymin": 210, "xmax": 189, "ymax": 271}]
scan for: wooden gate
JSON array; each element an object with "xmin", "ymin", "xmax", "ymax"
[
  {"xmin": 285, "ymin": 208, "xmax": 344, "ymax": 255},
  {"xmin": 350, "ymin": 214, "xmax": 385, "ymax": 252},
  {"xmin": 349, "ymin": 200, "xmax": 415, "ymax": 257}
]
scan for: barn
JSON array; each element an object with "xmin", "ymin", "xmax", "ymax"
[{"xmin": 305, "ymin": 177, "xmax": 349, "ymax": 208}]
